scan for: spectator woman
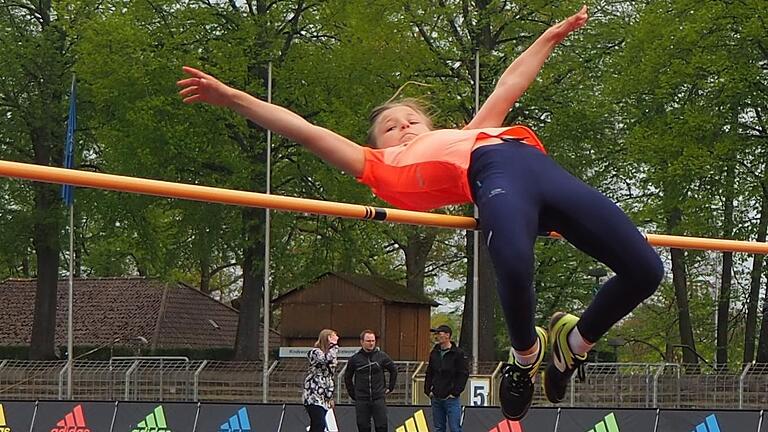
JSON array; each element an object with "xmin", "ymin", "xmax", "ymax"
[{"xmin": 303, "ymin": 328, "xmax": 339, "ymax": 431}]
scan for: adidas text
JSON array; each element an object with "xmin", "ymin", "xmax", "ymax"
[{"xmin": 50, "ymin": 428, "xmax": 90, "ymax": 432}]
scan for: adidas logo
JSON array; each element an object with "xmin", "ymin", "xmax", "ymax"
[
  {"xmin": 587, "ymin": 412, "xmax": 619, "ymax": 432},
  {"xmin": 219, "ymin": 407, "xmax": 251, "ymax": 432},
  {"xmin": 50, "ymin": 404, "xmax": 90, "ymax": 432},
  {"xmin": 395, "ymin": 409, "xmax": 429, "ymax": 432},
  {"xmin": 0, "ymin": 403, "xmax": 10, "ymax": 432},
  {"xmin": 692, "ymin": 414, "xmax": 721, "ymax": 432},
  {"xmin": 490, "ymin": 419, "xmax": 522, "ymax": 432},
  {"xmin": 132, "ymin": 405, "xmax": 172, "ymax": 432}
]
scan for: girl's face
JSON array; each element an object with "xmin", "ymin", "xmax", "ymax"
[
  {"xmin": 374, "ymin": 106, "xmax": 432, "ymax": 148},
  {"xmin": 328, "ymin": 332, "xmax": 339, "ymax": 345}
]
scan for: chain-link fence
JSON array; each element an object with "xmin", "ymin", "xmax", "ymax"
[
  {"xmin": 335, "ymin": 361, "xmax": 422, "ymax": 405},
  {"xmin": 0, "ymin": 360, "xmax": 65, "ymax": 400},
  {"xmin": 195, "ymin": 360, "xmax": 268, "ymax": 402},
  {"xmin": 2, "ymin": 358, "xmax": 768, "ymax": 409}
]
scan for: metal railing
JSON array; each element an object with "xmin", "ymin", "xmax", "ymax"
[
  {"xmin": 335, "ymin": 361, "xmax": 422, "ymax": 405},
  {"xmin": 2, "ymin": 359, "xmax": 768, "ymax": 409}
]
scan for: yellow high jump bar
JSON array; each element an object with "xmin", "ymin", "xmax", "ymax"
[{"xmin": 0, "ymin": 160, "xmax": 766, "ymax": 254}]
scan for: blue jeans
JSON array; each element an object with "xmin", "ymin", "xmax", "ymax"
[{"xmin": 431, "ymin": 397, "xmax": 462, "ymax": 432}]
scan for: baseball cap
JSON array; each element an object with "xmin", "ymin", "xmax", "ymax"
[{"xmin": 430, "ymin": 324, "xmax": 452, "ymax": 335}]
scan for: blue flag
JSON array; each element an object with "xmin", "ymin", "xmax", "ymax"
[{"xmin": 61, "ymin": 76, "xmax": 77, "ymax": 206}]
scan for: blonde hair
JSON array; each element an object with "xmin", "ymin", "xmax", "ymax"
[
  {"xmin": 367, "ymin": 98, "xmax": 434, "ymax": 147},
  {"xmin": 315, "ymin": 328, "xmax": 337, "ymax": 353}
]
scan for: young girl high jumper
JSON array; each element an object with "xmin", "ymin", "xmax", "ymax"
[{"xmin": 177, "ymin": 5, "xmax": 663, "ymax": 420}]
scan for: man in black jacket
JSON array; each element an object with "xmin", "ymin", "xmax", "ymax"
[
  {"xmin": 424, "ymin": 325, "xmax": 469, "ymax": 432},
  {"xmin": 344, "ymin": 329, "xmax": 398, "ymax": 432}
]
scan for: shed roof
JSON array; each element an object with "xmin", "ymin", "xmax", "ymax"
[
  {"xmin": 0, "ymin": 277, "xmax": 278, "ymax": 350},
  {"xmin": 272, "ymin": 272, "xmax": 438, "ymax": 306}
]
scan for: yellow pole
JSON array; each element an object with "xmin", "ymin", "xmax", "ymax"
[
  {"xmin": 645, "ymin": 234, "xmax": 767, "ymax": 254},
  {"xmin": 0, "ymin": 160, "xmax": 475, "ymax": 229},
  {"xmin": 1, "ymin": 160, "xmax": 766, "ymax": 254},
  {"xmin": 546, "ymin": 231, "xmax": 768, "ymax": 254}
]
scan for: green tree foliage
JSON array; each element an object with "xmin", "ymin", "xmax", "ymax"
[
  {"xmin": 1, "ymin": 0, "xmax": 766, "ymax": 366},
  {"xmin": 600, "ymin": 0, "xmax": 768, "ymax": 368},
  {"xmin": 0, "ymin": 0, "xmax": 90, "ymax": 359},
  {"xmin": 75, "ymin": 0, "xmax": 327, "ymax": 359}
]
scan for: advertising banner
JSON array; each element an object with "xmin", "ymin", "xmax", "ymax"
[
  {"xmin": 112, "ymin": 402, "xmax": 197, "ymax": 432},
  {"xmin": 556, "ymin": 408, "xmax": 657, "ymax": 432},
  {"xmin": 0, "ymin": 401, "xmax": 36, "ymax": 432},
  {"xmin": 387, "ymin": 406, "xmax": 433, "ymax": 432},
  {"xmin": 461, "ymin": 406, "xmax": 558, "ymax": 432},
  {"xmin": 195, "ymin": 403, "xmax": 284, "ymax": 432},
  {"xmin": 33, "ymin": 401, "xmax": 115, "ymax": 432},
  {"xmin": 657, "ymin": 409, "xmax": 761, "ymax": 432}
]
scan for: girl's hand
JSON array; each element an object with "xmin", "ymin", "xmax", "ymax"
[
  {"xmin": 548, "ymin": 5, "xmax": 589, "ymax": 43},
  {"xmin": 328, "ymin": 333, "xmax": 339, "ymax": 345},
  {"xmin": 177, "ymin": 66, "xmax": 237, "ymax": 107}
]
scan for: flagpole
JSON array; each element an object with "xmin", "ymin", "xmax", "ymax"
[
  {"xmin": 67, "ymin": 203, "xmax": 74, "ymax": 398},
  {"xmin": 262, "ymin": 62, "xmax": 272, "ymax": 403},
  {"xmin": 64, "ymin": 74, "xmax": 77, "ymax": 399},
  {"xmin": 472, "ymin": 49, "xmax": 480, "ymax": 374}
]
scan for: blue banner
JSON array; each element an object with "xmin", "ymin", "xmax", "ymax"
[{"xmin": 61, "ymin": 75, "xmax": 76, "ymax": 206}]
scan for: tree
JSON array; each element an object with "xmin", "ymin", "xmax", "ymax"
[
  {"xmin": 0, "ymin": 1, "xmax": 85, "ymax": 359},
  {"xmin": 605, "ymin": 0, "xmax": 768, "ymax": 368}
]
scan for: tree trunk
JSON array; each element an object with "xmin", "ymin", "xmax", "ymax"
[
  {"xmin": 403, "ymin": 227, "xmax": 437, "ymax": 294},
  {"xmin": 233, "ymin": 57, "xmax": 272, "ymax": 360},
  {"xmin": 29, "ymin": 182, "xmax": 61, "ymax": 360},
  {"xmin": 756, "ymin": 184, "xmax": 768, "ymax": 363},
  {"xmin": 460, "ymin": 230, "xmax": 498, "ymax": 362},
  {"xmin": 27, "ymin": 0, "xmax": 65, "ymax": 358},
  {"xmin": 744, "ymin": 188, "xmax": 767, "ymax": 363},
  {"xmin": 716, "ymin": 252, "xmax": 733, "ymax": 368},
  {"xmin": 716, "ymin": 163, "xmax": 735, "ymax": 369},
  {"xmin": 234, "ymin": 207, "xmax": 265, "ymax": 360},
  {"xmin": 200, "ymin": 247, "xmax": 212, "ymax": 295},
  {"xmin": 477, "ymin": 237, "xmax": 499, "ymax": 361},
  {"xmin": 200, "ymin": 260, "xmax": 211, "ymax": 294},
  {"xmin": 21, "ymin": 254, "xmax": 30, "ymax": 277},
  {"xmin": 670, "ymin": 247, "xmax": 699, "ymax": 368},
  {"xmin": 460, "ymin": 231, "xmax": 474, "ymax": 358},
  {"xmin": 757, "ymin": 274, "xmax": 768, "ymax": 362},
  {"xmin": 666, "ymin": 204, "xmax": 699, "ymax": 369}
]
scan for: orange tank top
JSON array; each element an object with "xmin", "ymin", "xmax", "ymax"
[{"xmin": 356, "ymin": 125, "xmax": 545, "ymax": 211}]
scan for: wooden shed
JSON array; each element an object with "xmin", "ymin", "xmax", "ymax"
[{"xmin": 272, "ymin": 272, "xmax": 438, "ymax": 361}]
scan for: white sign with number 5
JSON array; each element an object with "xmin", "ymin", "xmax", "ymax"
[{"xmin": 469, "ymin": 379, "xmax": 490, "ymax": 406}]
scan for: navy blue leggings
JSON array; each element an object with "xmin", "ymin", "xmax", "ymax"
[{"xmin": 469, "ymin": 140, "xmax": 664, "ymax": 351}]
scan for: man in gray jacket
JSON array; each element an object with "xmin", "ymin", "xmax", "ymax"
[{"xmin": 344, "ymin": 330, "xmax": 397, "ymax": 432}]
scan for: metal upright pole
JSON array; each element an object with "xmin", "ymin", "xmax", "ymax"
[
  {"xmin": 67, "ymin": 204, "xmax": 74, "ymax": 398},
  {"xmin": 65, "ymin": 74, "xmax": 76, "ymax": 399},
  {"xmin": 263, "ymin": 62, "xmax": 273, "ymax": 403},
  {"xmin": 472, "ymin": 50, "xmax": 480, "ymax": 373}
]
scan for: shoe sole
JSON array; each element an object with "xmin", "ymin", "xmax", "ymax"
[
  {"xmin": 500, "ymin": 327, "xmax": 548, "ymax": 420},
  {"xmin": 544, "ymin": 312, "xmax": 576, "ymax": 403}
]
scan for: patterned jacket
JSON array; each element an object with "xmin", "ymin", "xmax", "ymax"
[{"xmin": 302, "ymin": 344, "xmax": 339, "ymax": 409}]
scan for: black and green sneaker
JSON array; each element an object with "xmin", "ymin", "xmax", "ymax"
[
  {"xmin": 499, "ymin": 326, "xmax": 547, "ymax": 420},
  {"xmin": 543, "ymin": 312, "xmax": 587, "ymax": 403}
]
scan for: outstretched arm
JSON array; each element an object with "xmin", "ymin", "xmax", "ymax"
[
  {"xmin": 178, "ymin": 66, "xmax": 365, "ymax": 176},
  {"xmin": 465, "ymin": 5, "xmax": 589, "ymax": 129}
]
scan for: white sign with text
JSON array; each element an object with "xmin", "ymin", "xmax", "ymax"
[{"xmin": 279, "ymin": 346, "xmax": 359, "ymax": 358}]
